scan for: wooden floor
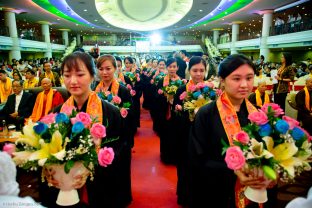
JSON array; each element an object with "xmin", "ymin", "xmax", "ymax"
[{"xmin": 15, "ymin": 108, "xmax": 312, "ymax": 207}]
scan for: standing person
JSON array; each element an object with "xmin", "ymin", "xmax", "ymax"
[
  {"xmin": 173, "ymin": 56, "xmax": 213, "ymax": 206},
  {"xmin": 46, "ymin": 52, "xmax": 124, "ymax": 208},
  {"xmin": 156, "ymin": 58, "xmax": 182, "ymax": 164},
  {"xmin": 275, "ymin": 52, "xmax": 295, "ymax": 112},
  {"xmin": 0, "ymin": 69, "xmax": 12, "ymax": 103},
  {"xmin": 93, "ymin": 54, "xmax": 134, "ymax": 207},
  {"xmin": 188, "ymin": 54, "xmax": 276, "ymax": 208}
]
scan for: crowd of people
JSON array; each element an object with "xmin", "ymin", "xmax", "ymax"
[{"xmin": 0, "ymin": 49, "xmax": 312, "ymax": 208}]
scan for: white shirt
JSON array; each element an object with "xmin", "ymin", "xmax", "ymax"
[{"xmin": 15, "ymin": 91, "xmax": 23, "ymax": 112}]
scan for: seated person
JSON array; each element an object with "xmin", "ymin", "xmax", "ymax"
[
  {"xmin": 39, "ymin": 62, "xmax": 61, "ymax": 87},
  {"xmin": 0, "ymin": 69, "xmax": 12, "ymax": 103},
  {"xmin": 28, "ymin": 78, "xmax": 64, "ymax": 122},
  {"xmin": 248, "ymin": 80, "xmax": 271, "ymax": 108},
  {"xmin": 0, "ymin": 151, "xmax": 46, "ymax": 208},
  {"xmin": 23, "ymin": 68, "xmax": 38, "ymax": 89},
  {"xmin": 295, "ymin": 77, "xmax": 312, "ymax": 134},
  {"xmin": 0, "ymin": 80, "xmax": 34, "ymax": 130}
]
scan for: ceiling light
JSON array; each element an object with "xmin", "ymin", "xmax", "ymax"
[
  {"xmin": 150, "ymin": 33, "xmax": 161, "ymax": 45},
  {"xmin": 94, "ymin": 19, "xmax": 98, "ymax": 22},
  {"xmin": 84, "ymin": 9, "xmax": 87, "ymax": 11},
  {"xmin": 57, "ymin": 19, "xmax": 60, "ymax": 21},
  {"xmin": 199, "ymin": 9, "xmax": 203, "ymax": 12},
  {"xmin": 188, "ymin": 19, "xmax": 191, "ymax": 21}
]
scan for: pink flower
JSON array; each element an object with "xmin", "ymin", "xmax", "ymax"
[
  {"xmin": 196, "ymin": 82, "xmax": 205, "ymax": 89},
  {"xmin": 158, "ymin": 89, "xmax": 163, "ymax": 94},
  {"xmin": 120, "ymin": 108, "xmax": 128, "ymax": 118},
  {"xmin": 91, "ymin": 123, "xmax": 106, "ymax": 139},
  {"xmin": 137, "ymin": 77, "xmax": 140, "ymax": 82},
  {"xmin": 225, "ymin": 146, "xmax": 246, "ymax": 170},
  {"xmin": 112, "ymin": 96, "xmax": 121, "ymax": 105},
  {"xmin": 163, "ymin": 82, "xmax": 169, "ymax": 87},
  {"xmin": 75, "ymin": 112, "xmax": 92, "ymax": 127},
  {"xmin": 3, "ymin": 143, "xmax": 16, "ymax": 156},
  {"xmin": 282, "ymin": 116, "xmax": 299, "ymax": 130},
  {"xmin": 104, "ymin": 91, "xmax": 111, "ymax": 97},
  {"xmin": 179, "ymin": 91, "xmax": 187, "ymax": 100},
  {"xmin": 98, "ymin": 147, "xmax": 115, "ymax": 167},
  {"xmin": 234, "ymin": 131, "xmax": 250, "ymax": 145},
  {"xmin": 206, "ymin": 82, "xmax": 214, "ymax": 89},
  {"xmin": 150, "ymin": 79, "xmax": 154, "ymax": 84},
  {"xmin": 175, "ymin": 104, "xmax": 182, "ymax": 111},
  {"xmin": 40, "ymin": 113, "xmax": 56, "ymax": 124},
  {"xmin": 130, "ymin": 89, "xmax": 136, "ymax": 96},
  {"xmin": 216, "ymin": 89, "xmax": 223, "ymax": 97},
  {"xmin": 182, "ymin": 79, "xmax": 187, "ymax": 84},
  {"xmin": 126, "ymin": 84, "xmax": 132, "ymax": 90},
  {"xmin": 248, "ymin": 111, "xmax": 269, "ymax": 125},
  {"xmin": 61, "ymin": 105, "xmax": 76, "ymax": 116},
  {"xmin": 188, "ymin": 85, "xmax": 196, "ymax": 92},
  {"xmin": 261, "ymin": 103, "xmax": 284, "ymax": 117}
]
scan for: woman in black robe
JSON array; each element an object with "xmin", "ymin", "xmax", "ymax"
[
  {"xmin": 93, "ymin": 55, "xmax": 135, "ymax": 207},
  {"xmin": 173, "ymin": 56, "xmax": 212, "ymax": 206},
  {"xmin": 188, "ymin": 54, "xmax": 277, "ymax": 208},
  {"xmin": 43, "ymin": 52, "xmax": 126, "ymax": 208}
]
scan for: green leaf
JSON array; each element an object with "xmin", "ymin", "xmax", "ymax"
[{"xmin": 64, "ymin": 160, "xmax": 74, "ymax": 174}]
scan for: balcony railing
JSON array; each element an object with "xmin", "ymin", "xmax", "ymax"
[
  {"xmin": 270, "ymin": 18, "xmax": 312, "ymax": 36},
  {"xmin": 0, "ymin": 26, "xmax": 10, "ymax": 37}
]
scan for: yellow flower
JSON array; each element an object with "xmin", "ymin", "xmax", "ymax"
[
  {"xmin": 193, "ymin": 97, "xmax": 208, "ymax": 108},
  {"xmin": 49, "ymin": 131, "xmax": 63, "ymax": 154},
  {"xmin": 247, "ymin": 138, "xmax": 273, "ymax": 159},
  {"xmin": 15, "ymin": 122, "xmax": 40, "ymax": 148},
  {"xmin": 29, "ymin": 139, "xmax": 50, "ymax": 162},
  {"xmin": 263, "ymin": 136, "xmax": 300, "ymax": 177},
  {"xmin": 12, "ymin": 151, "xmax": 33, "ymax": 165},
  {"xmin": 184, "ymin": 101, "xmax": 195, "ymax": 110}
]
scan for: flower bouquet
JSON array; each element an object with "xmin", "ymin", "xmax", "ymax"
[
  {"xmin": 97, "ymin": 91, "xmax": 131, "ymax": 118},
  {"xmin": 158, "ymin": 78, "xmax": 185, "ymax": 104},
  {"xmin": 176, "ymin": 82, "xmax": 216, "ymax": 121},
  {"xmin": 11, "ymin": 107, "xmax": 117, "ymax": 206},
  {"xmin": 124, "ymin": 71, "xmax": 140, "ymax": 86},
  {"xmin": 223, "ymin": 103, "xmax": 312, "ymax": 203},
  {"xmin": 151, "ymin": 71, "xmax": 166, "ymax": 86}
]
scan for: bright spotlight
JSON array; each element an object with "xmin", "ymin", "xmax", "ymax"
[{"xmin": 150, "ymin": 33, "xmax": 161, "ymax": 45}]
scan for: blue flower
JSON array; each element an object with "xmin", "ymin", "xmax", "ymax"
[
  {"xmin": 275, "ymin": 119, "xmax": 289, "ymax": 134},
  {"xmin": 72, "ymin": 121, "xmax": 85, "ymax": 134},
  {"xmin": 193, "ymin": 91, "xmax": 201, "ymax": 99},
  {"xmin": 202, "ymin": 86, "xmax": 209, "ymax": 93},
  {"xmin": 107, "ymin": 94, "xmax": 113, "ymax": 102},
  {"xmin": 33, "ymin": 122, "xmax": 48, "ymax": 135},
  {"xmin": 177, "ymin": 80, "xmax": 182, "ymax": 85},
  {"xmin": 291, "ymin": 127, "xmax": 305, "ymax": 140},
  {"xmin": 259, "ymin": 123, "xmax": 272, "ymax": 137},
  {"xmin": 210, "ymin": 91, "xmax": 216, "ymax": 98},
  {"xmin": 55, "ymin": 113, "xmax": 69, "ymax": 124}
]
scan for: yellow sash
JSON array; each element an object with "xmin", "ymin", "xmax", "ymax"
[
  {"xmin": 118, "ymin": 72, "xmax": 125, "ymax": 84},
  {"xmin": 24, "ymin": 78, "xmax": 38, "ymax": 89},
  {"xmin": 0, "ymin": 77, "xmax": 12, "ymax": 103},
  {"xmin": 45, "ymin": 72, "xmax": 55, "ymax": 83},
  {"xmin": 255, "ymin": 89, "xmax": 270, "ymax": 107},
  {"xmin": 61, "ymin": 91, "xmax": 103, "ymax": 124},
  {"xmin": 30, "ymin": 89, "xmax": 54, "ymax": 122},
  {"xmin": 216, "ymin": 92, "xmax": 258, "ymax": 208},
  {"xmin": 304, "ymin": 86, "xmax": 311, "ymax": 112},
  {"xmin": 95, "ymin": 79, "xmax": 120, "ymax": 95}
]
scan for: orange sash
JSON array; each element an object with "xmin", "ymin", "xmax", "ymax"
[
  {"xmin": 30, "ymin": 89, "xmax": 54, "ymax": 122},
  {"xmin": 186, "ymin": 79, "xmax": 194, "ymax": 92},
  {"xmin": 0, "ymin": 77, "xmax": 12, "ymax": 103},
  {"xmin": 304, "ymin": 86, "xmax": 311, "ymax": 112},
  {"xmin": 217, "ymin": 92, "xmax": 258, "ymax": 208},
  {"xmin": 95, "ymin": 79, "xmax": 119, "ymax": 95},
  {"xmin": 118, "ymin": 72, "xmax": 125, "ymax": 84},
  {"xmin": 61, "ymin": 91, "xmax": 103, "ymax": 124},
  {"xmin": 255, "ymin": 89, "xmax": 270, "ymax": 107}
]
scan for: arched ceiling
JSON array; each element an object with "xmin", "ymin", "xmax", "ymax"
[{"xmin": 0, "ymin": 0, "xmax": 300, "ymax": 34}]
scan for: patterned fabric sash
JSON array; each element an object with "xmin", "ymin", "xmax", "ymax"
[
  {"xmin": 255, "ymin": 89, "xmax": 270, "ymax": 107},
  {"xmin": 216, "ymin": 92, "xmax": 258, "ymax": 208},
  {"xmin": 304, "ymin": 86, "xmax": 311, "ymax": 112},
  {"xmin": 95, "ymin": 79, "xmax": 120, "ymax": 95},
  {"xmin": 61, "ymin": 91, "xmax": 103, "ymax": 124}
]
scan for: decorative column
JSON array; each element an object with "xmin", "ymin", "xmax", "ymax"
[
  {"xmin": 76, "ymin": 34, "xmax": 81, "ymax": 46},
  {"xmin": 39, "ymin": 21, "xmax": 52, "ymax": 58},
  {"xmin": 230, "ymin": 21, "xmax": 242, "ymax": 54},
  {"xmin": 60, "ymin": 29, "xmax": 70, "ymax": 46},
  {"xmin": 4, "ymin": 10, "xmax": 21, "ymax": 60},
  {"xmin": 212, "ymin": 29, "xmax": 220, "ymax": 45},
  {"xmin": 259, "ymin": 10, "xmax": 273, "ymax": 62}
]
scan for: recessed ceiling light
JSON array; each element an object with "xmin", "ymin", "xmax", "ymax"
[
  {"xmin": 187, "ymin": 19, "xmax": 191, "ymax": 21},
  {"xmin": 94, "ymin": 19, "xmax": 98, "ymax": 22},
  {"xmin": 199, "ymin": 9, "xmax": 203, "ymax": 12},
  {"xmin": 57, "ymin": 19, "xmax": 60, "ymax": 21},
  {"xmin": 76, "ymin": 24, "xmax": 78, "ymax": 26},
  {"xmin": 222, "ymin": 19, "xmax": 225, "ymax": 20},
  {"xmin": 84, "ymin": 9, "xmax": 87, "ymax": 11}
]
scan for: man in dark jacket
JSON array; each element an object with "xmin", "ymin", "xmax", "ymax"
[{"xmin": 0, "ymin": 80, "xmax": 34, "ymax": 130}]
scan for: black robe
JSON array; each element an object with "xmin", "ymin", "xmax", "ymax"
[
  {"xmin": 40, "ymin": 98, "xmax": 125, "ymax": 208},
  {"xmin": 188, "ymin": 101, "xmax": 277, "ymax": 208},
  {"xmin": 295, "ymin": 89, "xmax": 312, "ymax": 135}
]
